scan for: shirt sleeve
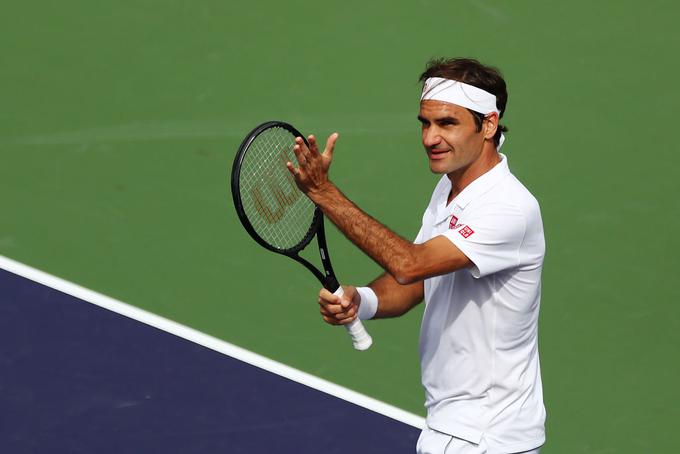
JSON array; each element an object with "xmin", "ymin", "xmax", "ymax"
[{"xmin": 439, "ymin": 202, "xmax": 526, "ymax": 278}]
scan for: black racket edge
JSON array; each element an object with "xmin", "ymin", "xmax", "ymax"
[{"xmin": 230, "ymin": 120, "xmax": 323, "ymax": 256}]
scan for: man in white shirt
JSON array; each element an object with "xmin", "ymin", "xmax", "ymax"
[{"xmin": 285, "ymin": 57, "xmax": 546, "ymax": 454}]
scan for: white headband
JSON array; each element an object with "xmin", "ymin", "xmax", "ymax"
[
  {"xmin": 421, "ymin": 77, "xmax": 505, "ymax": 148},
  {"xmin": 421, "ymin": 77, "xmax": 499, "ymax": 114}
]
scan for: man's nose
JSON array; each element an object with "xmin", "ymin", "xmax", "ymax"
[{"xmin": 423, "ymin": 128, "xmax": 441, "ymax": 148}]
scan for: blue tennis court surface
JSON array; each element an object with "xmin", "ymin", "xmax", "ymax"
[{"xmin": 0, "ymin": 267, "xmax": 420, "ymax": 453}]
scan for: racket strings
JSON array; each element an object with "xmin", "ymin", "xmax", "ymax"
[{"xmin": 239, "ymin": 127, "xmax": 316, "ymax": 250}]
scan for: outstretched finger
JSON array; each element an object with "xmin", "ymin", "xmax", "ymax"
[
  {"xmin": 295, "ymin": 137, "xmax": 314, "ymax": 164},
  {"xmin": 286, "ymin": 161, "xmax": 300, "ymax": 178},
  {"xmin": 324, "ymin": 132, "xmax": 339, "ymax": 160},
  {"xmin": 308, "ymin": 135, "xmax": 319, "ymax": 155},
  {"xmin": 292, "ymin": 140, "xmax": 309, "ymax": 168}
]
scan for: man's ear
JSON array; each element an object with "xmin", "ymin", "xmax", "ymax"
[{"xmin": 484, "ymin": 112, "xmax": 499, "ymax": 140}]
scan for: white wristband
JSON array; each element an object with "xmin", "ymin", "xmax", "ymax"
[{"xmin": 356, "ymin": 287, "xmax": 378, "ymax": 320}]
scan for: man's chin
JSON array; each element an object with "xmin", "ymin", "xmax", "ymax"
[{"xmin": 428, "ymin": 162, "xmax": 450, "ymax": 175}]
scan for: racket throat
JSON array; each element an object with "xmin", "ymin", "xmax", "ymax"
[
  {"xmin": 323, "ymin": 273, "xmax": 340, "ymax": 293},
  {"xmin": 318, "ymin": 243, "xmax": 339, "ymax": 290},
  {"xmin": 316, "ymin": 221, "xmax": 339, "ymax": 292}
]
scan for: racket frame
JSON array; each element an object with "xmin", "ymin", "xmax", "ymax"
[{"xmin": 231, "ymin": 121, "xmax": 339, "ymax": 291}]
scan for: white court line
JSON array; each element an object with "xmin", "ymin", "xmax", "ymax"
[{"xmin": 0, "ymin": 254, "xmax": 425, "ymax": 429}]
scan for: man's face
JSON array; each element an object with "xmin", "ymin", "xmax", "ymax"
[{"xmin": 418, "ymin": 100, "xmax": 486, "ymax": 175}]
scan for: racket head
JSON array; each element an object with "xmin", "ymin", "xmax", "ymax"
[{"xmin": 231, "ymin": 121, "xmax": 322, "ymax": 255}]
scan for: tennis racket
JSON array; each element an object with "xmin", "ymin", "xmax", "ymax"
[{"xmin": 231, "ymin": 120, "xmax": 373, "ymax": 351}]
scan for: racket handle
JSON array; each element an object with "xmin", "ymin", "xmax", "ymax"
[{"xmin": 333, "ymin": 287, "xmax": 373, "ymax": 351}]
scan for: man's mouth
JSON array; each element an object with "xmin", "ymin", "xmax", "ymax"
[{"xmin": 428, "ymin": 149, "xmax": 450, "ymax": 159}]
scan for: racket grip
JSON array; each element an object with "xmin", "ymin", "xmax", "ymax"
[{"xmin": 333, "ymin": 287, "xmax": 373, "ymax": 351}]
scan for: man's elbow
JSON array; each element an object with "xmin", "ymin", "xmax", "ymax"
[
  {"xmin": 390, "ymin": 247, "xmax": 427, "ymax": 285},
  {"xmin": 392, "ymin": 264, "xmax": 422, "ymax": 286},
  {"xmin": 394, "ymin": 274, "xmax": 419, "ymax": 285},
  {"xmin": 391, "ymin": 253, "xmax": 470, "ymax": 285}
]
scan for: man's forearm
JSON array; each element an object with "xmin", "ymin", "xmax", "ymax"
[
  {"xmin": 368, "ymin": 272, "xmax": 423, "ymax": 318},
  {"xmin": 309, "ymin": 183, "xmax": 418, "ymax": 284}
]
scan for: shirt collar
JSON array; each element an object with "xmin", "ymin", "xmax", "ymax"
[
  {"xmin": 434, "ymin": 153, "xmax": 510, "ymax": 224},
  {"xmin": 453, "ymin": 153, "xmax": 510, "ymax": 209}
]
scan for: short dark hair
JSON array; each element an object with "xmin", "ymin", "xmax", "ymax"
[{"xmin": 419, "ymin": 57, "xmax": 508, "ymax": 146}]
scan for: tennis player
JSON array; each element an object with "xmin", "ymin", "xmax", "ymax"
[{"xmin": 287, "ymin": 57, "xmax": 545, "ymax": 454}]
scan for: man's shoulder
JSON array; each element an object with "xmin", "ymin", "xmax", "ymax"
[
  {"xmin": 497, "ymin": 172, "xmax": 540, "ymax": 208},
  {"xmin": 473, "ymin": 172, "xmax": 542, "ymax": 221}
]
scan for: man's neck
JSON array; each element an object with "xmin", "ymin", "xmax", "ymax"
[{"xmin": 447, "ymin": 148, "xmax": 501, "ymax": 204}]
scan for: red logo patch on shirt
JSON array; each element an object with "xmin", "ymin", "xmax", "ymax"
[
  {"xmin": 459, "ymin": 225, "xmax": 474, "ymax": 238},
  {"xmin": 448, "ymin": 215, "xmax": 459, "ymax": 229}
]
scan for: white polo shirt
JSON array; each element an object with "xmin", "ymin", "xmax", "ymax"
[{"xmin": 414, "ymin": 154, "xmax": 546, "ymax": 454}]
